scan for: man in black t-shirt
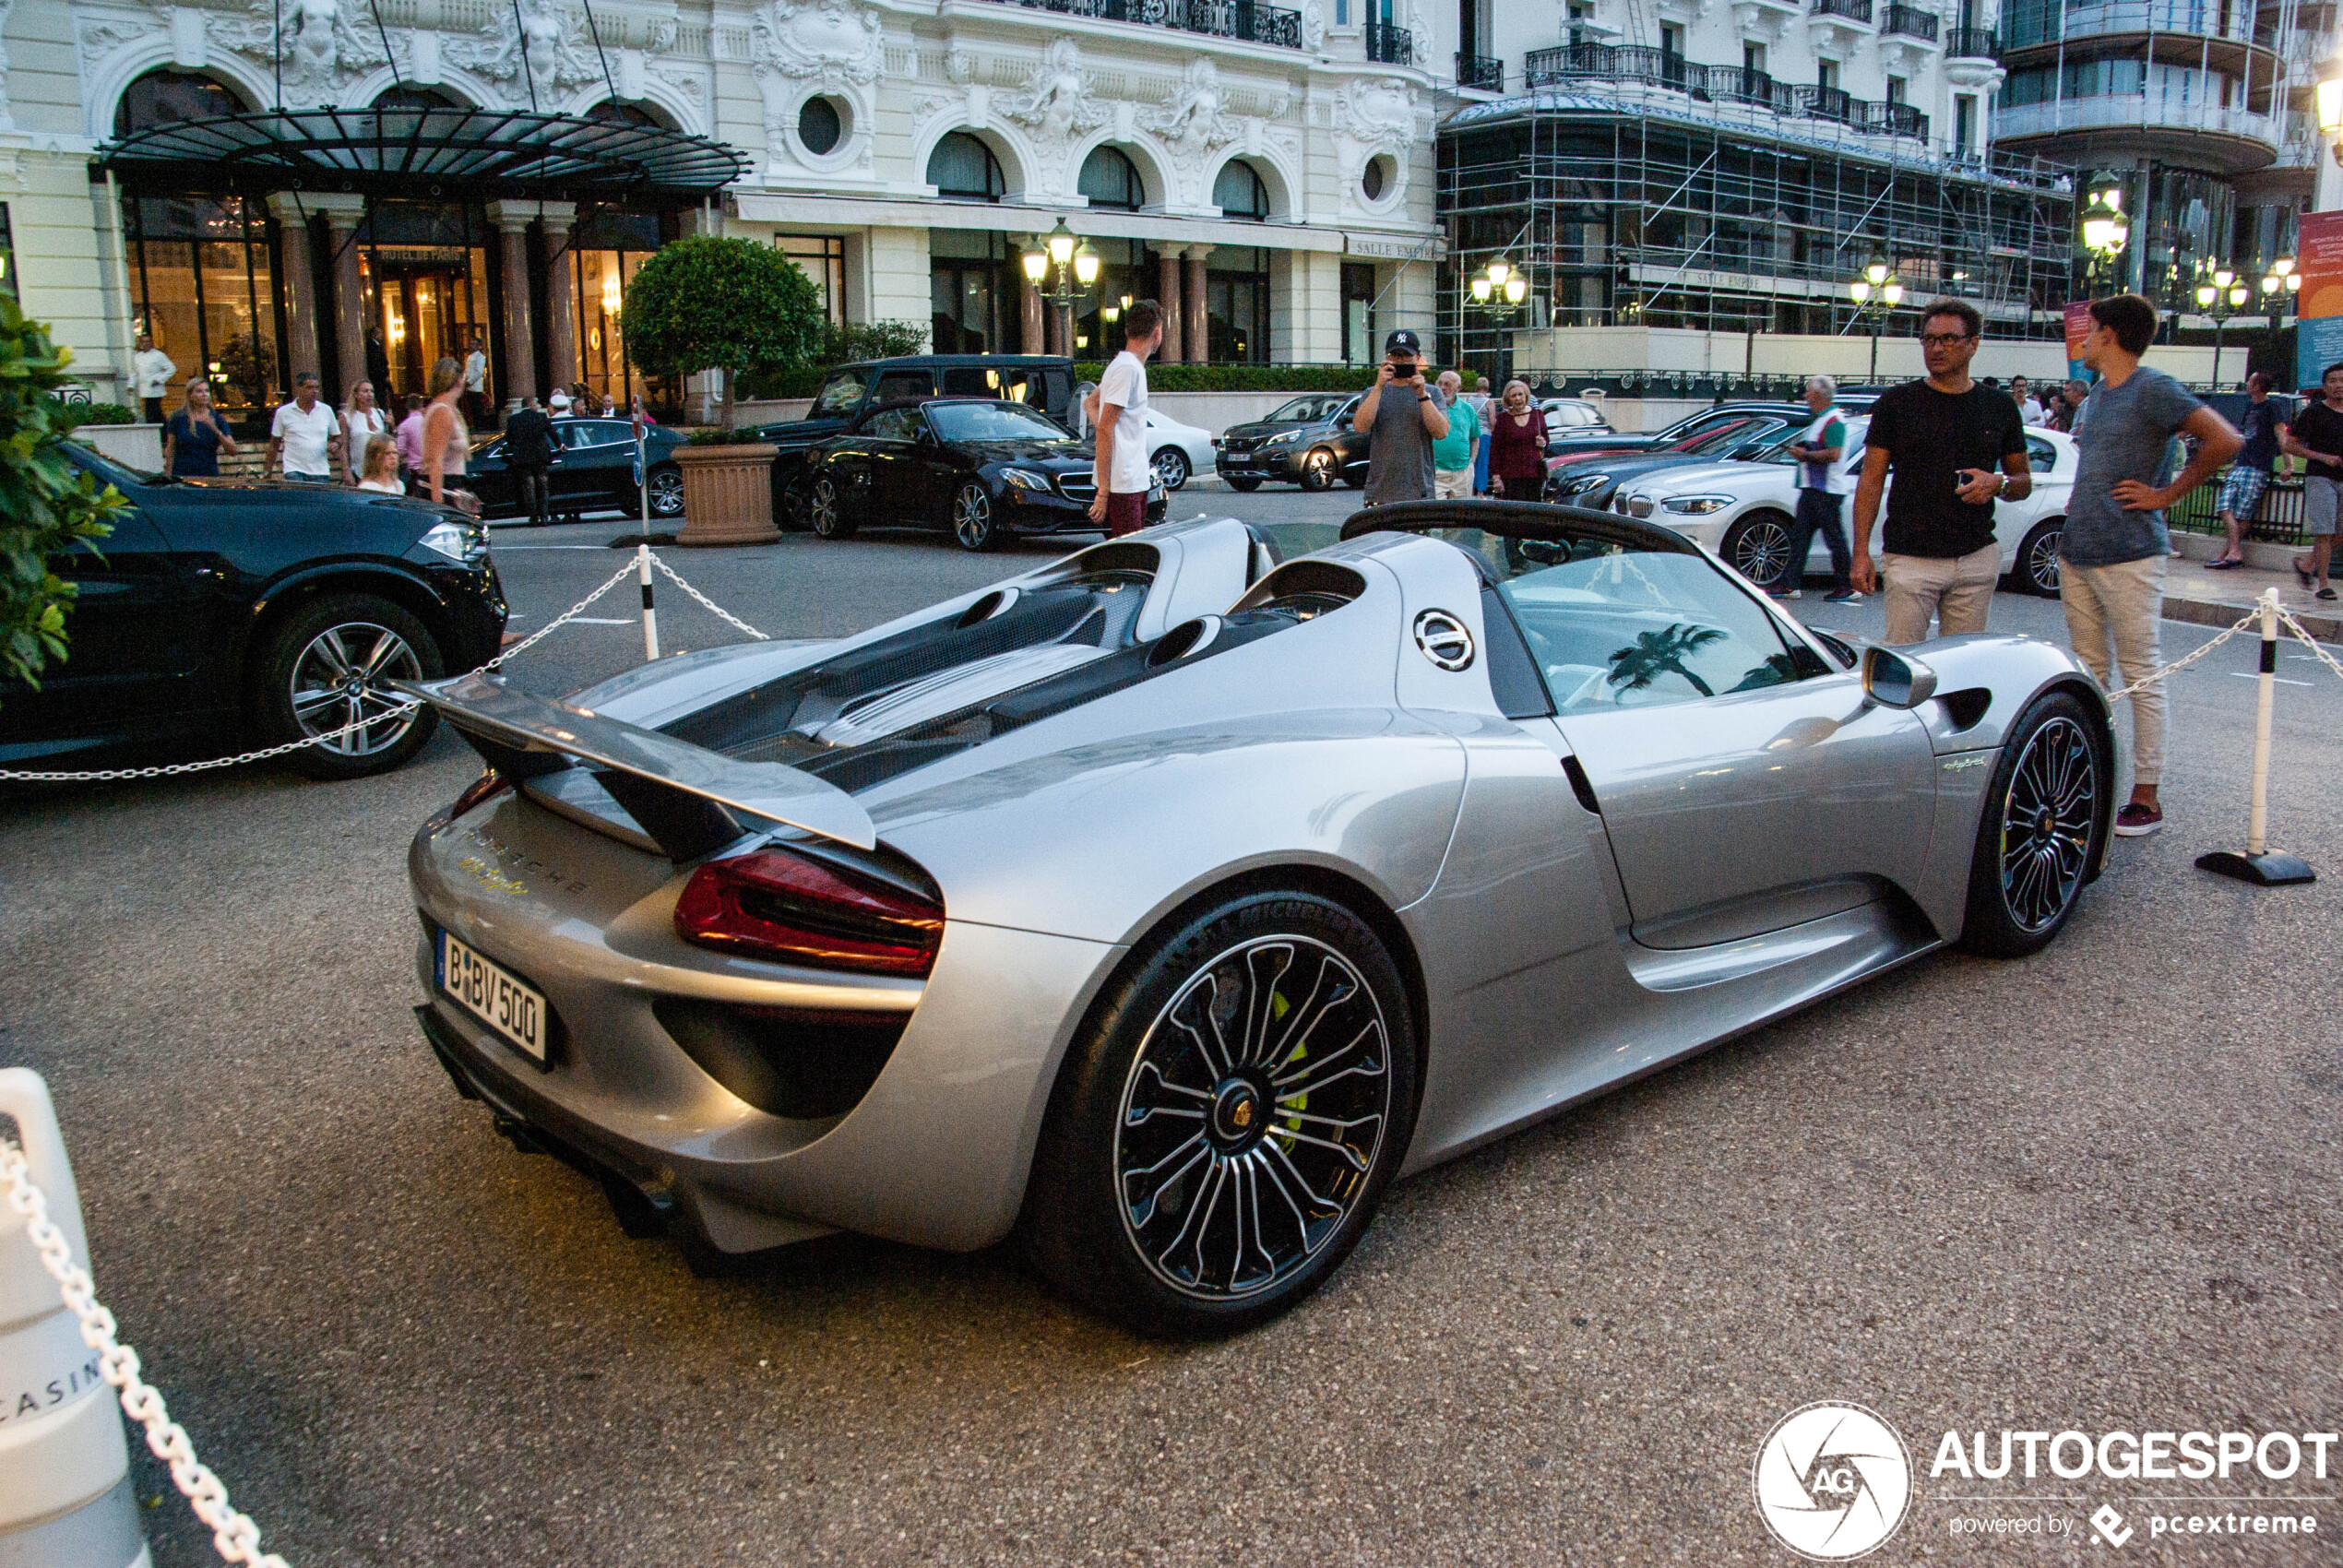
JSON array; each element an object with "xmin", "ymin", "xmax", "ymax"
[
  {"xmin": 1851, "ymin": 298, "xmax": 2034, "ymax": 643},
  {"xmin": 503, "ymin": 396, "xmax": 556, "ymax": 528}
]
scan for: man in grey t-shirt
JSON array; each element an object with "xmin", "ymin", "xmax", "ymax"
[
  {"xmin": 2064, "ymin": 293, "xmax": 2242, "ymax": 837},
  {"xmin": 1354, "ymin": 329, "xmax": 1449, "ymax": 505}
]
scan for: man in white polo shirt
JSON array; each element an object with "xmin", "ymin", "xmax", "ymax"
[{"xmin": 268, "ymin": 372, "xmax": 342, "ymax": 483}]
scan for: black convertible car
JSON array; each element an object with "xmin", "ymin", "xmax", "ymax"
[
  {"xmin": 802, "ymin": 398, "xmax": 1166, "ymax": 551},
  {"xmin": 1, "ymin": 444, "xmax": 506, "ymax": 779},
  {"xmin": 466, "ymin": 417, "xmax": 686, "ymax": 524}
]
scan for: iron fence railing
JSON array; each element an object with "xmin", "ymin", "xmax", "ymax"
[
  {"xmin": 1812, "ymin": 0, "xmax": 1874, "ymax": 22},
  {"xmin": 969, "ymin": 0, "xmax": 1305, "ymax": 47},
  {"xmin": 1365, "ymin": 19, "xmax": 1414, "ymax": 62},
  {"xmin": 1883, "ymin": 3, "xmax": 1941, "ymax": 38},
  {"xmin": 1456, "ymin": 52, "xmax": 1505, "ymax": 90},
  {"xmin": 2173, "ymin": 467, "xmax": 2314, "ymax": 546},
  {"xmin": 1945, "ymin": 26, "xmax": 2000, "ymax": 54}
]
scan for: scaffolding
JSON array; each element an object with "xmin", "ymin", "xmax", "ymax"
[{"xmin": 1435, "ymin": 86, "xmax": 2079, "ymax": 379}]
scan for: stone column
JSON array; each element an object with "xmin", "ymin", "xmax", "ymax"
[
  {"xmin": 1045, "ymin": 297, "xmax": 1066, "ymax": 357},
  {"xmin": 1019, "ymin": 255, "xmax": 1045, "ymax": 356},
  {"xmin": 267, "ymin": 195, "xmax": 322, "ymax": 388},
  {"xmin": 483, "ymin": 201, "xmax": 539, "ymax": 407},
  {"xmin": 1183, "ymin": 246, "xmax": 1213, "ymax": 364},
  {"xmin": 1157, "ymin": 248, "xmax": 1183, "ymax": 362},
  {"xmin": 534, "ymin": 201, "xmax": 580, "ymax": 399},
  {"xmin": 311, "ymin": 195, "xmax": 369, "ymax": 403}
]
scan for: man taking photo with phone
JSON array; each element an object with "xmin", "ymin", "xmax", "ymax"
[{"xmin": 1353, "ymin": 329, "xmax": 1449, "ymax": 505}]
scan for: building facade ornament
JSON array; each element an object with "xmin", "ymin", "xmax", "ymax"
[
  {"xmin": 446, "ymin": 0, "xmax": 604, "ymax": 107},
  {"xmin": 1141, "ymin": 58, "xmax": 1241, "ymax": 158},
  {"xmin": 1298, "ymin": 0, "xmax": 1326, "ymax": 53},
  {"xmin": 211, "ymin": 0, "xmax": 387, "ymax": 107},
  {"xmin": 749, "ymin": 0, "xmax": 886, "ymax": 84},
  {"xmin": 1004, "ymin": 39, "xmax": 1108, "ymax": 193}
]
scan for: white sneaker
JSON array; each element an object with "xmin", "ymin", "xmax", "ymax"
[{"xmin": 1770, "ymin": 588, "xmax": 1802, "ymax": 600}]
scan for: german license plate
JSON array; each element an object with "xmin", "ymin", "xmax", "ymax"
[{"xmin": 438, "ymin": 931, "xmax": 549, "ymax": 1063}]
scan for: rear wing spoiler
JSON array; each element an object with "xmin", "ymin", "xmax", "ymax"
[{"xmin": 398, "ymin": 671, "xmax": 875, "ymax": 859}]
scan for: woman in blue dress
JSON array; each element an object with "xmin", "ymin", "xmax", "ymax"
[{"xmin": 162, "ymin": 379, "xmax": 238, "ymax": 478}]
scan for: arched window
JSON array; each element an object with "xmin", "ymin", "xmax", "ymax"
[
  {"xmin": 928, "ymin": 132, "xmax": 1005, "ymax": 202},
  {"xmin": 589, "ymin": 101, "xmax": 672, "ymax": 129},
  {"xmin": 1212, "ymin": 160, "xmax": 1269, "ymax": 221},
  {"xmin": 373, "ymin": 85, "xmax": 460, "ymax": 110},
  {"xmin": 113, "ymin": 70, "xmax": 247, "ymax": 137},
  {"xmin": 1077, "ymin": 146, "xmax": 1146, "ymax": 211}
]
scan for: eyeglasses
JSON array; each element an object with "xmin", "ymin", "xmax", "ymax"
[{"xmin": 1921, "ymin": 331, "xmax": 1979, "ymax": 348}]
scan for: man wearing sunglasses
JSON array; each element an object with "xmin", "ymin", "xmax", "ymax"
[{"xmin": 1850, "ymin": 298, "xmax": 2032, "ymax": 644}]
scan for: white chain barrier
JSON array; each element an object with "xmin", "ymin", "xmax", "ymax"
[
  {"xmin": 1, "ymin": 1137, "xmax": 290, "ymax": 1568},
  {"xmin": 2102, "ymin": 603, "xmax": 2262, "ymax": 698},
  {"xmin": 0, "ymin": 551, "xmax": 770, "ymax": 785}
]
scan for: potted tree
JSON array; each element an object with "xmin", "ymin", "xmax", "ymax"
[
  {"xmin": 3, "ymin": 297, "xmax": 124, "ymax": 695},
  {"xmin": 620, "ymin": 236, "xmax": 824, "ymax": 546}
]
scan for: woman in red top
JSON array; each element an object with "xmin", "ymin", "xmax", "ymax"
[{"xmin": 1487, "ymin": 380, "xmax": 1550, "ymax": 498}]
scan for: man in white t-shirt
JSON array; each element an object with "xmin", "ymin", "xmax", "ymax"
[
  {"xmin": 462, "ymin": 337, "xmax": 489, "ymax": 426},
  {"xmin": 2011, "ymin": 374, "xmax": 2047, "ymax": 427},
  {"xmin": 1087, "ymin": 299, "xmax": 1163, "ymax": 538},
  {"xmin": 132, "ymin": 333, "xmax": 177, "ymax": 424},
  {"xmin": 268, "ymin": 372, "xmax": 342, "ymax": 482}
]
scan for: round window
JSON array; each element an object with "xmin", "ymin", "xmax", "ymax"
[
  {"xmin": 1362, "ymin": 155, "xmax": 1395, "ymax": 203},
  {"xmin": 798, "ymin": 96, "xmax": 843, "ymax": 156}
]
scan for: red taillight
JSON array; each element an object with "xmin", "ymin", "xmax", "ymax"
[
  {"xmin": 673, "ymin": 849, "xmax": 944, "ymax": 978},
  {"xmin": 447, "ymin": 769, "xmax": 511, "ymax": 819}
]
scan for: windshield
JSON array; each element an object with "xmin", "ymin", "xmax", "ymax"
[
  {"xmin": 1678, "ymin": 419, "xmax": 1757, "ymax": 454},
  {"xmin": 1269, "ymin": 395, "xmax": 1341, "ymax": 423},
  {"xmin": 1412, "ymin": 528, "xmax": 1808, "ymax": 714},
  {"xmin": 67, "ymin": 439, "xmax": 166, "ymax": 488},
  {"xmin": 928, "ymin": 401, "xmax": 1071, "ymax": 443},
  {"xmin": 813, "ymin": 369, "xmax": 868, "ymax": 418}
]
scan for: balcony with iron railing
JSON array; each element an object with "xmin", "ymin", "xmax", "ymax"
[
  {"xmin": 1456, "ymin": 52, "xmax": 1505, "ymax": 90},
  {"xmin": 1811, "ymin": 0, "xmax": 1875, "ymax": 23},
  {"xmin": 1945, "ymin": 26, "xmax": 2001, "ymax": 55},
  {"xmin": 1519, "ymin": 43, "xmax": 1933, "ymax": 138},
  {"xmin": 1883, "ymin": 4, "xmax": 1941, "ymax": 39},
  {"xmin": 1992, "ymin": 92, "xmax": 2280, "ymax": 154},
  {"xmin": 2002, "ymin": 0, "xmax": 2260, "ymax": 52},
  {"xmin": 1365, "ymin": 18, "xmax": 1414, "ymax": 62},
  {"xmin": 968, "ymin": 0, "xmax": 1306, "ymax": 48}
]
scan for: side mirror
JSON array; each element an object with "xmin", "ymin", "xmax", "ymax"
[{"xmin": 1861, "ymin": 645, "xmax": 1939, "ymax": 708}]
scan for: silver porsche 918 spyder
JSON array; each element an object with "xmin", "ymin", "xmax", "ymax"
[{"xmin": 402, "ymin": 502, "xmax": 2113, "ymax": 1336}]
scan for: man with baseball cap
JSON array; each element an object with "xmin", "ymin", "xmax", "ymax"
[{"xmin": 1352, "ymin": 328, "xmax": 1448, "ymax": 505}]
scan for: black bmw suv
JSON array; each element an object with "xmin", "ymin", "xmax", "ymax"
[{"xmin": 1, "ymin": 444, "xmax": 506, "ymax": 779}]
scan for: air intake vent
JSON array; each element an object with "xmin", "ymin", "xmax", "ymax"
[
  {"xmin": 1231, "ymin": 560, "xmax": 1368, "ymax": 617},
  {"xmin": 1147, "ymin": 615, "xmax": 1223, "ymax": 667}
]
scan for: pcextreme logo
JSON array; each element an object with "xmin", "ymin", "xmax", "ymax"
[{"xmin": 1753, "ymin": 1402, "xmax": 1913, "ymax": 1561}]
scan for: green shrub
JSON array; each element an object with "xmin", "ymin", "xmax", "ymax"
[
  {"xmin": 2, "ymin": 299, "xmax": 125, "ymax": 694},
  {"xmin": 619, "ymin": 237, "xmax": 827, "ymax": 403},
  {"xmin": 60, "ymin": 399, "xmax": 138, "ymax": 428},
  {"xmin": 1069, "ymin": 363, "xmax": 1379, "ymax": 392}
]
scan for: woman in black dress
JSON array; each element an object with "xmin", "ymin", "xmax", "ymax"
[{"xmin": 162, "ymin": 379, "xmax": 238, "ymax": 478}]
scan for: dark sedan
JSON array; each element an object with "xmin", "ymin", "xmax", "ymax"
[
  {"xmin": 803, "ymin": 398, "xmax": 1167, "ymax": 551},
  {"xmin": 1, "ymin": 444, "xmax": 506, "ymax": 779},
  {"xmin": 466, "ymin": 417, "xmax": 686, "ymax": 524},
  {"xmin": 1213, "ymin": 393, "xmax": 1369, "ymax": 493},
  {"xmin": 1541, "ymin": 412, "xmax": 1806, "ymax": 509}
]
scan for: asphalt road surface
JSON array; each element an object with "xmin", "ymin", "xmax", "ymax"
[{"xmin": 6, "ymin": 484, "xmax": 2341, "ymax": 1566}]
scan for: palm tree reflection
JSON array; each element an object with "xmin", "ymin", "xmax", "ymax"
[{"xmin": 1608, "ymin": 623, "xmax": 1726, "ymax": 697}]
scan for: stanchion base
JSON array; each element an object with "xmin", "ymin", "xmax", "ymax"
[{"xmin": 2195, "ymin": 849, "xmax": 2317, "ymax": 886}]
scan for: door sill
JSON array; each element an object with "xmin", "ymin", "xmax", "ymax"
[{"xmin": 1621, "ymin": 899, "xmax": 1933, "ymax": 993}]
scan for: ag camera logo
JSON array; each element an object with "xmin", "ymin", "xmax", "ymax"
[{"xmin": 1754, "ymin": 1401, "xmax": 1913, "ymax": 1561}]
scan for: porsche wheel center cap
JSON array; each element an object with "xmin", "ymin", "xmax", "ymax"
[{"xmin": 1210, "ymin": 1079, "xmax": 1266, "ymax": 1148}]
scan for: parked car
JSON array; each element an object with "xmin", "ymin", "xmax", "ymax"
[
  {"xmin": 1, "ymin": 443, "xmax": 505, "ymax": 778},
  {"xmin": 1611, "ymin": 421, "xmax": 2076, "ymax": 595},
  {"xmin": 802, "ymin": 397, "xmax": 1167, "ymax": 551},
  {"xmin": 467, "ymin": 417, "xmax": 686, "ymax": 524},
  {"xmin": 400, "ymin": 505, "xmax": 2113, "ymax": 1336},
  {"xmin": 1142, "ymin": 407, "xmax": 1216, "ymax": 491},
  {"xmin": 1542, "ymin": 412, "xmax": 1806, "ymax": 509},
  {"xmin": 1213, "ymin": 392, "xmax": 1368, "ymax": 492},
  {"xmin": 1542, "ymin": 397, "xmax": 1877, "ymax": 466},
  {"xmin": 1537, "ymin": 397, "xmax": 1614, "ymax": 434},
  {"xmin": 743, "ymin": 356, "xmax": 1077, "ymax": 528}
]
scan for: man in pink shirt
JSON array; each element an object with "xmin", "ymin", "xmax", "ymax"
[{"xmin": 394, "ymin": 394, "xmax": 427, "ymax": 484}]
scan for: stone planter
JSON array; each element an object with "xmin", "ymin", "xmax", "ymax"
[{"xmin": 672, "ymin": 442, "xmax": 780, "ymax": 546}]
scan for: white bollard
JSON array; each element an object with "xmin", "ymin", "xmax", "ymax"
[
  {"xmin": 2197, "ymin": 587, "xmax": 2315, "ymax": 886},
  {"xmin": 0, "ymin": 1069, "xmax": 148, "ymax": 1568},
  {"xmin": 637, "ymin": 542, "xmax": 660, "ymax": 662}
]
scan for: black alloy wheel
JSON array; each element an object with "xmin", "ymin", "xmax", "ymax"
[
  {"xmin": 1152, "ymin": 447, "xmax": 1190, "ymax": 491},
  {"xmin": 1722, "ymin": 512, "xmax": 1796, "ymax": 591},
  {"xmin": 1298, "ymin": 447, "xmax": 1338, "ymax": 493},
  {"xmin": 646, "ymin": 465, "xmax": 685, "ymax": 517},
  {"xmin": 952, "ymin": 481, "xmax": 999, "ymax": 552},
  {"xmin": 1022, "ymin": 889, "xmax": 1419, "ymax": 1337},
  {"xmin": 2017, "ymin": 519, "xmax": 2064, "ymax": 597},
  {"xmin": 808, "ymin": 474, "xmax": 856, "ymax": 539},
  {"xmin": 1960, "ymin": 693, "xmax": 2109, "ymax": 956},
  {"xmin": 255, "ymin": 593, "xmax": 444, "ymax": 780}
]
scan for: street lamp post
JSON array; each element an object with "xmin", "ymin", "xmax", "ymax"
[
  {"xmin": 1848, "ymin": 252, "xmax": 1903, "ymax": 384},
  {"xmin": 2194, "ymin": 267, "xmax": 2253, "ymax": 388},
  {"xmin": 2262, "ymin": 255, "xmax": 2301, "ymax": 339},
  {"xmin": 1020, "ymin": 218, "xmax": 1100, "ymax": 354}
]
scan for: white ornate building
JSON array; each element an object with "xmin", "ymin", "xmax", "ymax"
[{"xmin": 0, "ymin": 0, "xmax": 1448, "ymax": 416}]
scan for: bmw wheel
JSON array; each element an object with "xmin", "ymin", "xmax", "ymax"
[
  {"xmin": 952, "ymin": 481, "xmax": 999, "ymax": 552},
  {"xmin": 809, "ymin": 474, "xmax": 856, "ymax": 539},
  {"xmin": 1152, "ymin": 447, "xmax": 1190, "ymax": 491},
  {"xmin": 2016, "ymin": 518, "xmax": 2064, "ymax": 597},
  {"xmin": 256, "ymin": 594, "xmax": 443, "ymax": 780},
  {"xmin": 1022, "ymin": 888, "xmax": 1419, "ymax": 1337},
  {"xmin": 1959, "ymin": 692, "xmax": 2110, "ymax": 957},
  {"xmin": 1298, "ymin": 448, "xmax": 1338, "ymax": 492},
  {"xmin": 646, "ymin": 464, "xmax": 684, "ymax": 518},
  {"xmin": 1722, "ymin": 511, "xmax": 1797, "ymax": 592}
]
